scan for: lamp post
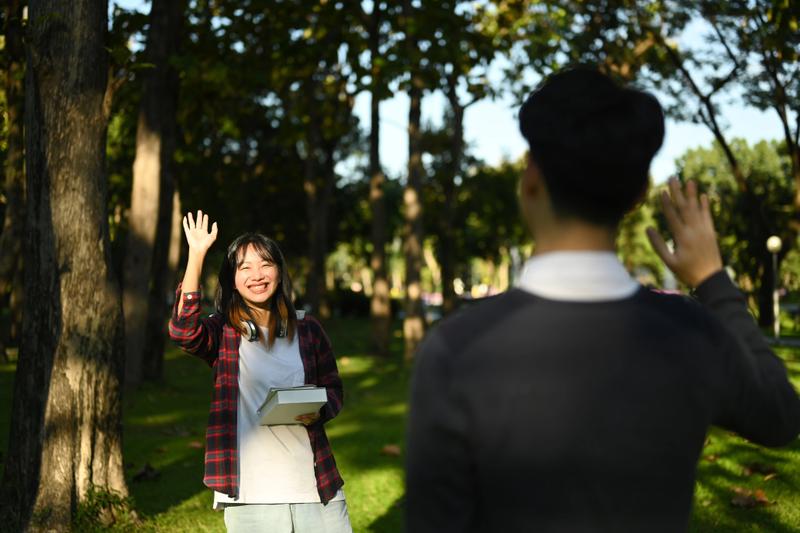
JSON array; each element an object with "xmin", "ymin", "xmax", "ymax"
[{"xmin": 766, "ymin": 235, "xmax": 782, "ymax": 339}]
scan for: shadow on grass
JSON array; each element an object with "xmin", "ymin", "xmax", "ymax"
[
  {"xmin": 122, "ymin": 349, "xmax": 215, "ymax": 518},
  {"xmin": 367, "ymin": 494, "xmax": 405, "ymax": 532}
]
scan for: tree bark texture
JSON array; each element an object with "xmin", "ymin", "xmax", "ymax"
[
  {"xmin": 0, "ymin": 1, "xmax": 128, "ymax": 530},
  {"xmin": 367, "ymin": 5, "xmax": 391, "ymax": 356},
  {"xmin": 123, "ymin": 0, "xmax": 185, "ymax": 386},
  {"xmin": 0, "ymin": 0, "xmax": 26, "ymax": 360}
]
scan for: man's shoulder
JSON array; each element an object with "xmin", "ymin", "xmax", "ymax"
[{"xmin": 427, "ymin": 289, "xmax": 534, "ymax": 346}]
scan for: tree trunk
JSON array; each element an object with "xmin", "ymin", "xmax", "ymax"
[
  {"xmin": 401, "ymin": 0, "xmax": 425, "ymax": 361},
  {"xmin": 403, "ymin": 78, "xmax": 426, "ymax": 361},
  {"xmin": 441, "ymin": 86, "xmax": 463, "ymax": 316},
  {"xmin": 0, "ymin": 1, "xmax": 128, "ymax": 530},
  {"xmin": 144, "ymin": 189, "xmax": 182, "ymax": 377},
  {"xmin": 0, "ymin": 0, "xmax": 26, "ymax": 361},
  {"xmin": 303, "ymin": 121, "xmax": 334, "ymax": 318},
  {"xmin": 368, "ymin": 6, "xmax": 391, "ymax": 356},
  {"xmin": 123, "ymin": 0, "xmax": 185, "ymax": 386}
]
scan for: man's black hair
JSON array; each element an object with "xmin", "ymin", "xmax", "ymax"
[{"xmin": 518, "ymin": 67, "xmax": 665, "ymax": 226}]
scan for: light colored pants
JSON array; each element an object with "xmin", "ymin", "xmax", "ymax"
[{"xmin": 223, "ymin": 500, "xmax": 352, "ymax": 533}]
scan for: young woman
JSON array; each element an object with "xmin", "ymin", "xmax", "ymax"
[{"xmin": 169, "ymin": 210, "xmax": 351, "ymax": 533}]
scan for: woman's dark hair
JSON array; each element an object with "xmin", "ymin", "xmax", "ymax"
[
  {"xmin": 216, "ymin": 233, "xmax": 297, "ymax": 347},
  {"xmin": 518, "ymin": 67, "xmax": 665, "ymax": 227}
]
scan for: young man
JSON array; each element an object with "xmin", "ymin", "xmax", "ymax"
[{"xmin": 405, "ymin": 68, "xmax": 800, "ymax": 532}]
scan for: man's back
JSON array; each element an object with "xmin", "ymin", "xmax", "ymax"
[{"xmin": 406, "ymin": 272, "xmax": 800, "ymax": 532}]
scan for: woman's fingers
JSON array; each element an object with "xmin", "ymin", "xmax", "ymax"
[{"xmin": 210, "ymin": 222, "xmax": 218, "ymax": 240}]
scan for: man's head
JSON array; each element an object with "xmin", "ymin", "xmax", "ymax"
[{"xmin": 518, "ymin": 68, "xmax": 664, "ymax": 234}]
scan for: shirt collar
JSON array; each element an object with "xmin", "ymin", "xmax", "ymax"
[{"xmin": 515, "ymin": 251, "xmax": 640, "ymax": 301}]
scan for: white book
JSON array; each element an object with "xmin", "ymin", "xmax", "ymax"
[{"xmin": 257, "ymin": 385, "xmax": 328, "ymax": 426}]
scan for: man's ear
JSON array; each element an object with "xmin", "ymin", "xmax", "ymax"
[{"xmin": 520, "ymin": 154, "xmax": 542, "ymax": 200}]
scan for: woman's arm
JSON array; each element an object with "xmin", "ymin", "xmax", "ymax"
[
  {"xmin": 311, "ymin": 318, "xmax": 344, "ymax": 425},
  {"xmin": 177, "ymin": 210, "xmax": 218, "ymax": 315},
  {"xmin": 168, "ymin": 210, "xmax": 222, "ymax": 366}
]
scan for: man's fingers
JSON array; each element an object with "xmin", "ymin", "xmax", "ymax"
[
  {"xmin": 646, "ymin": 227, "xmax": 676, "ymax": 269},
  {"xmin": 668, "ymin": 177, "xmax": 687, "ymax": 209},
  {"xmin": 660, "ymin": 190, "xmax": 683, "ymax": 233},
  {"xmin": 210, "ymin": 222, "xmax": 218, "ymax": 240},
  {"xmin": 187, "ymin": 211, "xmax": 195, "ymax": 229},
  {"xmin": 684, "ymin": 180, "xmax": 699, "ymax": 214},
  {"xmin": 699, "ymin": 193, "xmax": 715, "ymax": 229},
  {"xmin": 182, "ymin": 216, "xmax": 190, "ymax": 235}
]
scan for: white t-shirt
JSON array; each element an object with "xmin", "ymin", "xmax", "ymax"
[{"xmin": 213, "ymin": 326, "xmax": 344, "ymax": 508}]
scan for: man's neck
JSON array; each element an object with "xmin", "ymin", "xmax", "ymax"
[{"xmin": 532, "ymin": 221, "xmax": 617, "ymax": 255}]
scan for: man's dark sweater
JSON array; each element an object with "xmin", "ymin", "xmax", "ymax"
[{"xmin": 406, "ymin": 271, "xmax": 800, "ymax": 532}]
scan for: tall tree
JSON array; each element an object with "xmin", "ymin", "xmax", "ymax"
[
  {"xmin": 123, "ymin": 0, "xmax": 187, "ymax": 386},
  {"xmin": 1, "ymin": 0, "xmax": 128, "ymax": 530},
  {"xmin": 357, "ymin": 1, "xmax": 397, "ymax": 355},
  {"xmin": 401, "ymin": 0, "xmax": 426, "ymax": 361},
  {"xmin": 430, "ymin": 1, "xmax": 496, "ymax": 314},
  {"xmin": 0, "ymin": 0, "xmax": 26, "ymax": 361}
]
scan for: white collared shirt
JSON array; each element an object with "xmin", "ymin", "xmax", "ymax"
[{"xmin": 515, "ymin": 251, "xmax": 640, "ymax": 301}]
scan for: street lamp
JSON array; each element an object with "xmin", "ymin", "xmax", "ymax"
[{"xmin": 766, "ymin": 235, "xmax": 782, "ymax": 339}]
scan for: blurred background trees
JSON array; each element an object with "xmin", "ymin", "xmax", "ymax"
[{"xmin": 2, "ymin": 0, "xmax": 797, "ymax": 368}]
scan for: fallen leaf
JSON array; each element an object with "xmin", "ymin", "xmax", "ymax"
[
  {"xmin": 188, "ymin": 440, "xmax": 203, "ymax": 449},
  {"xmin": 381, "ymin": 444, "xmax": 402, "ymax": 457},
  {"xmin": 704, "ymin": 454, "xmax": 719, "ymax": 462},
  {"xmin": 763, "ymin": 473, "xmax": 778, "ymax": 482},
  {"xmin": 155, "ymin": 446, "xmax": 167, "ymax": 453},
  {"xmin": 339, "ymin": 357, "xmax": 350, "ymax": 366},
  {"xmin": 742, "ymin": 462, "xmax": 777, "ymax": 477},
  {"xmin": 730, "ymin": 487, "xmax": 773, "ymax": 508},
  {"xmin": 132, "ymin": 462, "xmax": 160, "ymax": 483}
]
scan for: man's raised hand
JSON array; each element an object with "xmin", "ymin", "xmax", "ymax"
[{"xmin": 646, "ymin": 178, "xmax": 723, "ymax": 288}]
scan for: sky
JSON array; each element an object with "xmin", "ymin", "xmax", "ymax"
[{"xmin": 115, "ymin": 1, "xmax": 787, "ymax": 184}]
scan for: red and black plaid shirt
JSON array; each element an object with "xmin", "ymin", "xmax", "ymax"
[{"xmin": 168, "ymin": 286, "xmax": 344, "ymax": 504}]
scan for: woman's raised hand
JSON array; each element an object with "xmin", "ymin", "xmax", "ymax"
[
  {"xmin": 183, "ymin": 210, "xmax": 218, "ymax": 256},
  {"xmin": 646, "ymin": 178, "xmax": 723, "ymax": 288}
]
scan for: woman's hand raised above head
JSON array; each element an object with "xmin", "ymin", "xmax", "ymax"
[{"xmin": 183, "ymin": 210, "xmax": 218, "ymax": 257}]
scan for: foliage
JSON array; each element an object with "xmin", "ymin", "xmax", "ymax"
[{"xmin": 617, "ymin": 190, "xmax": 664, "ymax": 285}]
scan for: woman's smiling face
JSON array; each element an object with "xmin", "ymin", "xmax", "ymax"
[{"xmin": 234, "ymin": 243, "xmax": 279, "ymax": 308}]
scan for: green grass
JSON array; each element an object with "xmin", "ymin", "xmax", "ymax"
[
  {"xmin": 689, "ymin": 347, "xmax": 800, "ymax": 532},
  {"xmin": 1, "ymin": 321, "xmax": 799, "ymax": 531}
]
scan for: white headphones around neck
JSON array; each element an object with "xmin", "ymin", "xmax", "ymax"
[{"xmin": 242, "ymin": 319, "xmax": 287, "ymax": 342}]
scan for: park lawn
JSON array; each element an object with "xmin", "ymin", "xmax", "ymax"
[{"xmin": 0, "ymin": 322, "xmax": 799, "ymax": 531}]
